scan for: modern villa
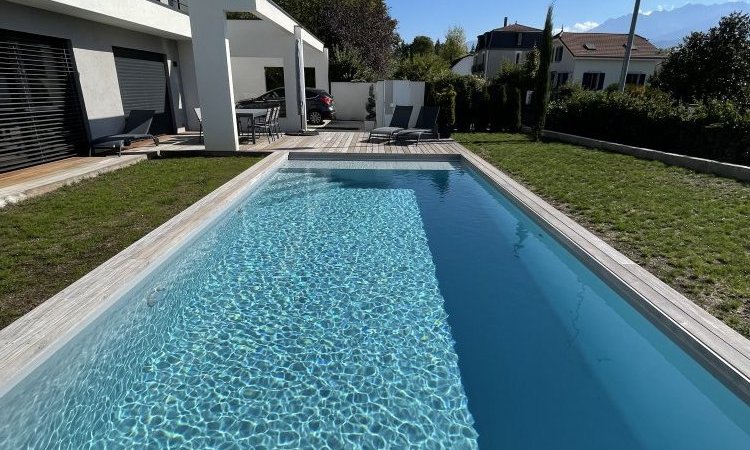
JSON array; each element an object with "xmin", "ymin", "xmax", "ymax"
[{"xmin": 0, "ymin": 0, "xmax": 329, "ymax": 173}]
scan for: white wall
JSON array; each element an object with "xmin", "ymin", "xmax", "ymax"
[
  {"xmin": 231, "ymin": 57, "xmax": 284, "ymax": 102},
  {"xmin": 551, "ymin": 41, "xmax": 663, "ymax": 89},
  {"xmin": 374, "ymin": 80, "xmax": 425, "ymax": 128},
  {"xmin": 330, "ymin": 82, "xmax": 373, "ymax": 121},
  {"xmin": 0, "ymin": 0, "xmax": 190, "ymax": 139},
  {"xmin": 226, "ymin": 19, "xmax": 329, "ymax": 131}
]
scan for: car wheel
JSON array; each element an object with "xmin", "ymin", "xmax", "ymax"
[{"xmin": 308, "ymin": 110, "xmax": 323, "ymax": 125}]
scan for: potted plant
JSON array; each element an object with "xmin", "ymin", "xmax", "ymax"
[{"xmin": 364, "ymin": 84, "xmax": 376, "ymax": 131}]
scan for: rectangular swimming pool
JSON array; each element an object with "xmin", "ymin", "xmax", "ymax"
[{"xmin": 1, "ymin": 158, "xmax": 749, "ymax": 449}]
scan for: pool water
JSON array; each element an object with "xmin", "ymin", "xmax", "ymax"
[{"xmin": 1, "ymin": 161, "xmax": 749, "ymax": 449}]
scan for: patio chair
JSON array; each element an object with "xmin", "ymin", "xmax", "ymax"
[
  {"xmin": 90, "ymin": 110, "xmax": 159, "ymax": 156},
  {"xmin": 394, "ymin": 106, "xmax": 440, "ymax": 145},
  {"xmin": 194, "ymin": 107, "xmax": 203, "ymax": 143},
  {"xmin": 249, "ymin": 108, "xmax": 274, "ymax": 144},
  {"xmin": 272, "ymin": 106, "xmax": 281, "ymax": 139},
  {"xmin": 368, "ymin": 105, "xmax": 413, "ymax": 143}
]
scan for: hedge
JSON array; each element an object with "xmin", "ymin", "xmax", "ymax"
[{"xmin": 547, "ymin": 89, "xmax": 750, "ymax": 166}]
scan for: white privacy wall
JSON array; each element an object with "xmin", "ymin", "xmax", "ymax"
[
  {"xmin": 330, "ymin": 82, "xmax": 373, "ymax": 121},
  {"xmin": 375, "ymin": 80, "xmax": 425, "ymax": 128}
]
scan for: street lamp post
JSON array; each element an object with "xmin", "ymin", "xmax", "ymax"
[{"xmin": 619, "ymin": 0, "xmax": 642, "ymax": 91}]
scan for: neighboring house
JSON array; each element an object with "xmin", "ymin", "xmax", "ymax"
[
  {"xmin": 472, "ymin": 19, "xmax": 543, "ymax": 79},
  {"xmin": 0, "ymin": 0, "xmax": 329, "ymax": 172},
  {"xmin": 450, "ymin": 55, "xmax": 474, "ymax": 76},
  {"xmin": 551, "ymin": 32, "xmax": 665, "ymax": 91}
]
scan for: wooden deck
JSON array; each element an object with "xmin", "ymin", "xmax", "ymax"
[{"xmin": 128, "ymin": 130, "xmax": 465, "ymax": 156}]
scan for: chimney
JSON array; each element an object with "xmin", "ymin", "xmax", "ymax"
[{"xmin": 504, "ymin": 17, "xmax": 508, "ymax": 27}]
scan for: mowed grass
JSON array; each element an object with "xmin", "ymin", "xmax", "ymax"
[
  {"xmin": 455, "ymin": 133, "xmax": 750, "ymax": 337},
  {"xmin": 0, "ymin": 157, "xmax": 262, "ymax": 330}
]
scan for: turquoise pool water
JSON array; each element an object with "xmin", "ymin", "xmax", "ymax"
[{"xmin": 0, "ymin": 160, "xmax": 749, "ymax": 449}]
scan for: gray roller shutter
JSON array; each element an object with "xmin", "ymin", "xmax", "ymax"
[
  {"xmin": 113, "ymin": 47, "xmax": 174, "ymax": 135},
  {"xmin": 0, "ymin": 28, "xmax": 88, "ymax": 173}
]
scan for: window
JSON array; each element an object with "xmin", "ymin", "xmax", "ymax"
[
  {"xmin": 552, "ymin": 72, "xmax": 570, "ymax": 88},
  {"xmin": 516, "ymin": 33, "xmax": 523, "ymax": 46},
  {"xmin": 304, "ymin": 67, "xmax": 316, "ymax": 88},
  {"xmin": 264, "ymin": 67, "xmax": 285, "ymax": 91},
  {"xmin": 554, "ymin": 46, "xmax": 564, "ymax": 62},
  {"xmin": 581, "ymin": 72, "xmax": 605, "ymax": 90},
  {"xmin": 626, "ymin": 73, "xmax": 647, "ymax": 86}
]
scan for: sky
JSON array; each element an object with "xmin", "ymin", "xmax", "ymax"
[{"xmin": 387, "ymin": 0, "xmax": 737, "ymax": 42}]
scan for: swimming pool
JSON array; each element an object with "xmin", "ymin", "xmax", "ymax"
[{"xmin": 1, "ymin": 157, "xmax": 749, "ymax": 449}]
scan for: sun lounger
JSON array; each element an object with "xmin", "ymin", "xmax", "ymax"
[
  {"xmin": 91, "ymin": 110, "xmax": 159, "ymax": 156},
  {"xmin": 368, "ymin": 105, "xmax": 413, "ymax": 143}
]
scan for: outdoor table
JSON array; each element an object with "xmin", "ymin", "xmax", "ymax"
[{"xmin": 235, "ymin": 109, "xmax": 267, "ymax": 145}]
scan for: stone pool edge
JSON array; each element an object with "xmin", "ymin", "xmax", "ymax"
[{"xmin": 0, "ymin": 152, "xmax": 289, "ymax": 398}]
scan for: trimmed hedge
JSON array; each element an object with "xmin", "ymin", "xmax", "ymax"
[
  {"xmin": 547, "ymin": 90, "xmax": 750, "ymax": 166},
  {"xmin": 426, "ymin": 74, "xmax": 524, "ymax": 134}
]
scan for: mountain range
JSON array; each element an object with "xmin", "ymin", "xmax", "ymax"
[{"xmin": 590, "ymin": 2, "xmax": 750, "ymax": 48}]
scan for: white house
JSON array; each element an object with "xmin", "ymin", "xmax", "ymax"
[
  {"xmin": 472, "ymin": 20, "xmax": 543, "ymax": 79},
  {"xmin": 550, "ymin": 32, "xmax": 665, "ymax": 90},
  {"xmin": 0, "ymin": 0, "xmax": 330, "ymax": 171}
]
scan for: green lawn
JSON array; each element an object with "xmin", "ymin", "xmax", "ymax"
[
  {"xmin": 455, "ymin": 133, "xmax": 750, "ymax": 337},
  {"xmin": 0, "ymin": 157, "xmax": 262, "ymax": 330}
]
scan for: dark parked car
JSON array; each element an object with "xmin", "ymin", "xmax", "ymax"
[{"xmin": 235, "ymin": 88, "xmax": 335, "ymax": 125}]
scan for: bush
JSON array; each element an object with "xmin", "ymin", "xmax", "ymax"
[
  {"xmin": 425, "ymin": 84, "xmax": 456, "ymax": 138},
  {"xmin": 546, "ymin": 89, "xmax": 750, "ymax": 165}
]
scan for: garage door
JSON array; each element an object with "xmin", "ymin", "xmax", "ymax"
[
  {"xmin": 0, "ymin": 29, "xmax": 88, "ymax": 173},
  {"xmin": 113, "ymin": 47, "xmax": 174, "ymax": 136}
]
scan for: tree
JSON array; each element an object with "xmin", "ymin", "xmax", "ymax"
[
  {"xmin": 274, "ymin": 0, "xmax": 399, "ymax": 80},
  {"xmin": 329, "ymin": 43, "xmax": 373, "ymax": 82},
  {"xmin": 533, "ymin": 5, "xmax": 554, "ymax": 140},
  {"xmin": 365, "ymin": 84, "xmax": 376, "ymax": 120},
  {"xmin": 393, "ymin": 53, "xmax": 450, "ymax": 81},
  {"xmin": 410, "ymin": 36, "xmax": 435, "ymax": 56},
  {"xmin": 652, "ymin": 12, "xmax": 750, "ymax": 108},
  {"xmin": 439, "ymin": 26, "xmax": 469, "ymax": 63}
]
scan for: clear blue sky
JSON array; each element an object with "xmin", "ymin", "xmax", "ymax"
[{"xmin": 387, "ymin": 0, "xmax": 731, "ymax": 42}]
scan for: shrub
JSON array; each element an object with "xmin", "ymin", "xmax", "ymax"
[
  {"xmin": 546, "ymin": 89, "xmax": 750, "ymax": 165},
  {"xmin": 426, "ymin": 85, "xmax": 456, "ymax": 138}
]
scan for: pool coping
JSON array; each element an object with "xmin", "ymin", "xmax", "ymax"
[
  {"xmin": 457, "ymin": 148, "xmax": 750, "ymax": 403},
  {"xmin": 1, "ymin": 148, "xmax": 749, "ymax": 405},
  {"xmin": 0, "ymin": 151, "xmax": 289, "ymax": 398}
]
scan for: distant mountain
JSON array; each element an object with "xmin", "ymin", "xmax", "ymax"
[{"xmin": 590, "ymin": 2, "xmax": 750, "ymax": 48}]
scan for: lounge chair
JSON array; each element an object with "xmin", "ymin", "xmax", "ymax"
[
  {"xmin": 368, "ymin": 105, "xmax": 413, "ymax": 143},
  {"xmin": 90, "ymin": 110, "xmax": 159, "ymax": 156},
  {"xmin": 394, "ymin": 106, "xmax": 440, "ymax": 145}
]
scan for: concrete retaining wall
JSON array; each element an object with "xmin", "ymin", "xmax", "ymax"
[{"xmin": 543, "ymin": 130, "xmax": 750, "ymax": 183}]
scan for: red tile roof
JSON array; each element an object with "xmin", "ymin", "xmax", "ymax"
[
  {"xmin": 556, "ymin": 32, "xmax": 664, "ymax": 59},
  {"xmin": 494, "ymin": 24, "xmax": 542, "ymax": 33}
]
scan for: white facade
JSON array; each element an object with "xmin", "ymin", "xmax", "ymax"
[
  {"xmin": 1, "ymin": 0, "xmax": 192, "ymax": 140},
  {"xmin": 0, "ymin": 0, "xmax": 330, "ymax": 154},
  {"xmin": 374, "ymin": 81, "xmax": 425, "ymax": 128},
  {"xmin": 550, "ymin": 40, "xmax": 663, "ymax": 90}
]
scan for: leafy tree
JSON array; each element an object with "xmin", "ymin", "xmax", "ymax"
[
  {"xmin": 652, "ymin": 12, "xmax": 750, "ymax": 108},
  {"xmin": 274, "ymin": 0, "xmax": 399, "ymax": 80},
  {"xmin": 329, "ymin": 43, "xmax": 373, "ymax": 82},
  {"xmin": 393, "ymin": 53, "xmax": 450, "ymax": 81},
  {"xmin": 439, "ymin": 26, "xmax": 469, "ymax": 63},
  {"xmin": 410, "ymin": 36, "xmax": 435, "ymax": 56},
  {"xmin": 533, "ymin": 5, "xmax": 554, "ymax": 140},
  {"xmin": 434, "ymin": 39, "xmax": 442, "ymax": 57}
]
